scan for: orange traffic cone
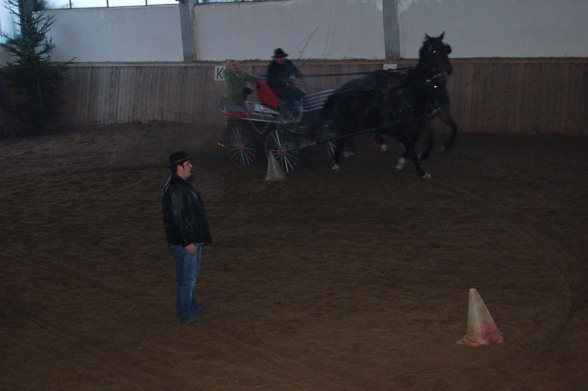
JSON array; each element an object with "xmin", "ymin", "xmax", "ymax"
[
  {"xmin": 265, "ymin": 151, "xmax": 286, "ymax": 181},
  {"xmin": 457, "ymin": 288, "xmax": 503, "ymax": 347}
]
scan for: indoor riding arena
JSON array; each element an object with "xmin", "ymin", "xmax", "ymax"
[
  {"xmin": 1, "ymin": 1, "xmax": 587, "ymax": 390},
  {"xmin": 1, "ymin": 119, "xmax": 587, "ymax": 390}
]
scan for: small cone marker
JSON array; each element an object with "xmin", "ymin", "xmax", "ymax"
[
  {"xmin": 457, "ymin": 288, "xmax": 503, "ymax": 347},
  {"xmin": 265, "ymin": 152, "xmax": 287, "ymax": 181}
]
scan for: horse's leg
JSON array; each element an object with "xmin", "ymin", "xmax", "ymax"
[
  {"xmin": 405, "ymin": 142, "xmax": 429, "ymax": 178},
  {"xmin": 418, "ymin": 117, "xmax": 435, "ymax": 161},
  {"xmin": 396, "ymin": 125, "xmax": 429, "ymax": 178},
  {"xmin": 331, "ymin": 138, "xmax": 344, "ymax": 171},
  {"xmin": 395, "ymin": 143, "xmax": 408, "ymax": 171},
  {"xmin": 379, "ymin": 135, "xmax": 388, "ymax": 152},
  {"xmin": 369, "ymin": 132, "xmax": 388, "ymax": 151},
  {"xmin": 438, "ymin": 108, "xmax": 458, "ymax": 150},
  {"xmin": 376, "ymin": 132, "xmax": 388, "ymax": 151},
  {"xmin": 343, "ymin": 137, "xmax": 355, "ymax": 158}
]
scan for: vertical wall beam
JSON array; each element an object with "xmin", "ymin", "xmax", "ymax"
[
  {"xmin": 178, "ymin": 0, "xmax": 198, "ymax": 62},
  {"xmin": 382, "ymin": 0, "xmax": 400, "ymax": 60}
]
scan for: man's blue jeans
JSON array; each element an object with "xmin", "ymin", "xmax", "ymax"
[{"xmin": 171, "ymin": 244, "xmax": 202, "ymax": 323}]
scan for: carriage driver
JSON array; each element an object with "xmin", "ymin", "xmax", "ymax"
[{"xmin": 266, "ymin": 48, "xmax": 306, "ymax": 118}]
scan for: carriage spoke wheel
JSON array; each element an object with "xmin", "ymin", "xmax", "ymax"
[
  {"xmin": 265, "ymin": 129, "xmax": 301, "ymax": 173},
  {"xmin": 225, "ymin": 125, "xmax": 257, "ymax": 167}
]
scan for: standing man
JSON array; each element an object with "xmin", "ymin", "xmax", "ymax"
[
  {"xmin": 162, "ymin": 151, "xmax": 211, "ymax": 324},
  {"xmin": 266, "ymin": 48, "xmax": 305, "ymax": 117}
]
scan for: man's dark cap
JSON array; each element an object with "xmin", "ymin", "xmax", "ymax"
[
  {"xmin": 272, "ymin": 48, "xmax": 288, "ymax": 58},
  {"xmin": 169, "ymin": 151, "xmax": 190, "ymax": 167}
]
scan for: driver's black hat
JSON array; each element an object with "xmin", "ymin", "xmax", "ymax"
[{"xmin": 272, "ymin": 48, "xmax": 288, "ymax": 58}]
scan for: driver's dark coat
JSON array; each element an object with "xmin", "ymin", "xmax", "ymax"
[
  {"xmin": 162, "ymin": 173, "xmax": 211, "ymax": 247},
  {"xmin": 266, "ymin": 59, "xmax": 303, "ymax": 99}
]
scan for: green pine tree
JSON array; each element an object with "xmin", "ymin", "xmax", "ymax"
[{"xmin": 1, "ymin": 0, "xmax": 70, "ymax": 135}]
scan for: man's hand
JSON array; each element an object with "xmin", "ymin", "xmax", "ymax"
[{"xmin": 185, "ymin": 243, "xmax": 197, "ymax": 254}]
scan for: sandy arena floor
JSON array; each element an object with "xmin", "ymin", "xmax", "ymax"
[{"xmin": 1, "ymin": 122, "xmax": 587, "ymax": 390}]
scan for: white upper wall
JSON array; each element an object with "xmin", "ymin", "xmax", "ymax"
[
  {"xmin": 46, "ymin": 6, "xmax": 183, "ymax": 63},
  {"xmin": 398, "ymin": 0, "xmax": 587, "ymax": 58},
  {"xmin": 34, "ymin": 0, "xmax": 588, "ymax": 63},
  {"xmin": 193, "ymin": 0, "xmax": 386, "ymax": 61}
]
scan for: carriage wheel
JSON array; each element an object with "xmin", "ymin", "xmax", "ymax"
[
  {"xmin": 265, "ymin": 129, "xmax": 301, "ymax": 173},
  {"xmin": 224, "ymin": 124, "xmax": 257, "ymax": 167}
]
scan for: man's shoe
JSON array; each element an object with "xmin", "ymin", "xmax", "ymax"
[
  {"xmin": 181, "ymin": 315, "xmax": 199, "ymax": 324},
  {"xmin": 196, "ymin": 306, "xmax": 207, "ymax": 313}
]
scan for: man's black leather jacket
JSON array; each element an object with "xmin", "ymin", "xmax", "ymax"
[{"xmin": 162, "ymin": 174, "xmax": 211, "ymax": 247}]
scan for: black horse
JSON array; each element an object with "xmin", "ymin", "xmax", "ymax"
[
  {"xmin": 321, "ymin": 67, "xmax": 446, "ymax": 178},
  {"xmin": 414, "ymin": 32, "xmax": 458, "ymax": 160},
  {"xmin": 326, "ymin": 33, "xmax": 457, "ymax": 161}
]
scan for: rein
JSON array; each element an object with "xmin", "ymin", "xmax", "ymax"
[
  {"xmin": 317, "ymin": 115, "xmax": 425, "ymax": 144},
  {"xmin": 304, "ymin": 67, "xmax": 413, "ymax": 78}
]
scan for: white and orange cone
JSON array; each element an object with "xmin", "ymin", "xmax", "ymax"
[
  {"xmin": 265, "ymin": 152, "xmax": 286, "ymax": 181},
  {"xmin": 457, "ymin": 288, "xmax": 503, "ymax": 347}
]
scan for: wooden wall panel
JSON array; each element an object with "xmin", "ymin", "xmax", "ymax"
[
  {"xmin": 447, "ymin": 59, "xmax": 588, "ymax": 135},
  {"xmin": 56, "ymin": 59, "xmax": 587, "ymax": 135}
]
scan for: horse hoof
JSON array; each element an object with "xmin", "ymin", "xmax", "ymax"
[
  {"xmin": 380, "ymin": 144, "xmax": 388, "ymax": 152},
  {"xmin": 395, "ymin": 158, "xmax": 406, "ymax": 171},
  {"xmin": 331, "ymin": 164, "xmax": 340, "ymax": 172},
  {"xmin": 422, "ymin": 173, "xmax": 432, "ymax": 179}
]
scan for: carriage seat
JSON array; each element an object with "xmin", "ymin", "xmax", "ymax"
[
  {"xmin": 255, "ymin": 79, "xmax": 280, "ymax": 110},
  {"xmin": 220, "ymin": 96, "xmax": 249, "ymax": 118},
  {"xmin": 222, "ymin": 78, "xmax": 282, "ymax": 119},
  {"xmin": 224, "ymin": 108, "xmax": 248, "ymax": 118}
]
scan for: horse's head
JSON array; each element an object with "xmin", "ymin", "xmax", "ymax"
[{"xmin": 419, "ymin": 32, "xmax": 453, "ymax": 76}]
